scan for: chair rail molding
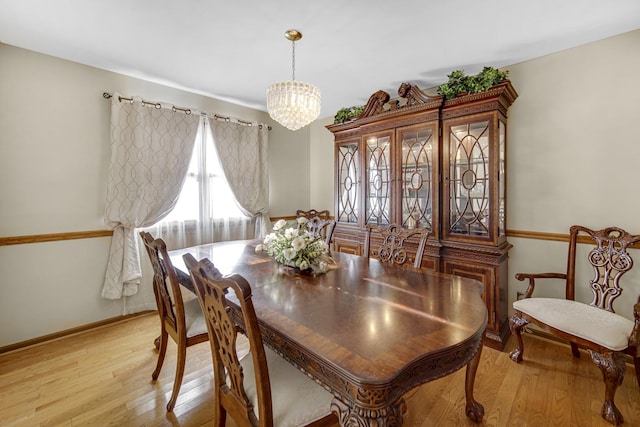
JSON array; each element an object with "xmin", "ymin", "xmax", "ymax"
[
  {"xmin": 0, "ymin": 230, "xmax": 113, "ymax": 246},
  {"xmin": 2, "ymin": 228, "xmax": 637, "ymax": 249}
]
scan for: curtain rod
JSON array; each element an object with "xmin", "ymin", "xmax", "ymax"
[{"xmin": 102, "ymin": 92, "xmax": 271, "ymax": 130}]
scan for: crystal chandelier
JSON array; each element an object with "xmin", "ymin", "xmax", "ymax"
[{"xmin": 266, "ymin": 29, "xmax": 321, "ymax": 131}]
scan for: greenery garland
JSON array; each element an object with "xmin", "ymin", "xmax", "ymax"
[
  {"xmin": 333, "ymin": 105, "xmax": 365, "ymax": 124},
  {"xmin": 437, "ymin": 66, "xmax": 509, "ymax": 100},
  {"xmin": 333, "ymin": 66, "xmax": 509, "ymax": 123}
]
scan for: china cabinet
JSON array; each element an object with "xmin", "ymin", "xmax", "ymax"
[{"xmin": 327, "ymin": 81, "xmax": 518, "ymax": 349}]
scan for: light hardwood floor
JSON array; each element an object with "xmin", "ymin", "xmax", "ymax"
[{"xmin": 1, "ymin": 312, "xmax": 638, "ymax": 426}]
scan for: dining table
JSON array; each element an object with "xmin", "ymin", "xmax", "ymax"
[{"xmin": 169, "ymin": 239, "xmax": 488, "ymax": 426}]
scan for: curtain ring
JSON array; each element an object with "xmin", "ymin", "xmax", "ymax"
[{"xmin": 155, "ymin": 103, "xmax": 161, "ymax": 109}]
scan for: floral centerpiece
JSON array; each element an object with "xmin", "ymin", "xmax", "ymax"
[{"xmin": 256, "ymin": 217, "xmax": 333, "ymax": 274}]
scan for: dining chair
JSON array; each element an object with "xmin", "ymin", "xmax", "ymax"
[
  {"xmin": 363, "ymin": 223, "xmax": 429, "ymax": 270},
  {"xmin": 510, "ymin": 225, "xmax": 640, "ymax": 425},
  {"xmin": 305, "ymin": 216, "xmax": 336, "ymax": 246},
  {"xmin": 139, "ymin": 231, "xmax": 209, "ymax": 412},
  {"xmin": 183, "ymin": 253, "xmax": 338, "ymax": 427},
  {"xmin": 296, "ymin": 208, "xmax": 330, "ymax": 221}
]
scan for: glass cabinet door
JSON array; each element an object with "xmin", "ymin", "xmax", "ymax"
[
  {"xmin": 448, "ymin": 120, "xmax": 491, "ymax": 236},
  {"xmin": 336, "ymin": 141, "xmax": 359, "ymax": 224},
  {"xmin": 365, "ymin": 133, "xmax": 392, "ymax": 225},
  {"xmin": 399, "ymin": 127, "xmax": 435, "ymax": 230}
]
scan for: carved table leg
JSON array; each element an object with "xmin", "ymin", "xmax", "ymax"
[
  {"xmin": 589, "ymin": 350, "xmax": 625, "ymax": 426},
  {"xmin": 509, "ymin": 313, "xmax": 528, "ymax": 363},
  {"xmin": 331, "ymin": 397, "xmax": 407, "ymax": 427},
  {"xmin": 465, "ymin": 343, "xmax": 485, "ymax": 423},
  {"xmin": 154, "ymin": 335, "xmax": 161, "ymax": 350}
]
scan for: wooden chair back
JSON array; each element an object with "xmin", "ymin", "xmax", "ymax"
[
  {"xmin": 140, "ymin": 231, "xmax": 187, "ymax": 344},
  {"xmin": 305, "ymin": 216, "xmax": 336, "ymax": 245},
  {"xmin": 566, "ymin": 225, "xmax": 640, "ymax": 312},
  {"xmin": 296, "ymin": 209, "xmax": 330, "ymax": 221},
  {"xmin": 364, "ymin": 223, "xmax": 429, "ymax": 270},
  {"xmin": 184, "ymin": 253, "xmax": 272, "ymax": 426}
]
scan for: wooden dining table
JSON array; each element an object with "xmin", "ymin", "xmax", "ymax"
[{"xmin": 169, "ymin": 239, "xmax": 488, "ymax": 426}]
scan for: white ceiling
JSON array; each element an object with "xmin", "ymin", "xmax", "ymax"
[{"xmin": 1, "ymin": 1, "xmax": 639, "ymax": 119}]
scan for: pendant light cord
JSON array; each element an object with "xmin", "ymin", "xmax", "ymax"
[{"xmin": 291, "ymin": 40, "xmax": 296, "ymax": 81}]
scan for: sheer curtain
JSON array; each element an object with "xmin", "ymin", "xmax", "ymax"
[
  {"xmin": 144, "ymin": 117, "xmax": 269, "ymax": 250},
  {"xmin": 102, "ymin": 94, "xmax": 200, "ymax": 299},
  {"xmin": 209, "ymin": 118, "xmax": 271, "ymax": 237}
]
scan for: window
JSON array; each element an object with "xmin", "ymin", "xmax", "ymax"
[
  {"xmin": 162, "ymin": 119, "xmax": 245, "ymax": 222},
  {"xmin": 147, "ymin": 117, "xmax": 254, "ymax": 249}
]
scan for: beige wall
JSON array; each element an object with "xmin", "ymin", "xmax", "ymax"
[
  {"xmin": 308, "ymin": 29, "xmax": 640, "ymax": 320},
  {"xmin": 269, "ymin": 126, "xmax": 311, "ymax": 217},
  {"xmin": 309, "ymin": 116, "xmax": 335, "ymax": 211},
  {"xmin": 0, "ymin": 43, "xmax": 308, "ymax": 346},
  {"xmin": 507, "ymin": 29, "xmax": 640, "ymax": 318},
  {"xmin": 2, "ymin": 29, "xmax": 639, "ymax": 347}
]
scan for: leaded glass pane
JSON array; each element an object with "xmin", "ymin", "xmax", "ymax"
[
  {"xmin": 401, "ymin": 130, "xmax": 433, "ymax": 229},
  {"xmin": 366, "ymin": 135, "xmax": 391, "ymax": 225},
  {"xmin": 337, "ymin": 143, "xmax": 359, "ymax": 223},
  {"xmin": 449, "ymin": 121, "xmax": 490, "ymax": 236}
]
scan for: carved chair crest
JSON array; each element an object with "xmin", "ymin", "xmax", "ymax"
[
  {"xmin": 296, "ymin": 209, "xmax": 330, "ymax": 221},
  {"xmin": 305, "ymin": 216, "xmax": 336, "ymax": 242},
  {"xmin": 581, "ymin": 226, "xmax": 640, "ymax": 312},
  {"xmin": 378, "ymin": 224, "xmax": 412, "ymax": 265},
  {"xmin": 366, "ymin": 223, "xmax": 428, "ymax": 269}
]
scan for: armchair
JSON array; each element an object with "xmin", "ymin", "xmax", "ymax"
[{"xmin": 509, "ymin": 225, "xmax": 640, "ymax": 425}]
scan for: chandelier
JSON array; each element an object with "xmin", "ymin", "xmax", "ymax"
[{"xmin": 266, "ymin": 29, "xmax": 321, "ymax": 131}]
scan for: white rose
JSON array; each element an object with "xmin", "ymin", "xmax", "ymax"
[
  {"xmin": 255, "ymin": 244, "xmax": 265, "ymax": 253},
  {"xmin": 291, "ymin": 236, "xmax": 306, "ymax": 251},
  {"xmin": 318, "ymin": 261, "xmax": 328, "ymax": 273},
  {"xmin": 283, "ymin": 248, "xmax": 297, "ymax": 261},
  {"xmin": 297, "ymin": 216, "xmax": 309, "ymax": 225},
  {"xmin": 299, "ymin": 260, "xmax": 309, "ymax": 271},
  {"xmin": 284, "ymin": 227, "xmax": 299, "ymax": 239},
  {"xmin": 273, "ymin": 219, "xmax": 287, "ymax": 230}
]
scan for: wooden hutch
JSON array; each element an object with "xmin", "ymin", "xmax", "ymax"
[{"xmin": 326, "ymin": 81, "xmax": 518, "ymax": 350}]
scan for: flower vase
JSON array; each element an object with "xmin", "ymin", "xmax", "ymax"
[{"xmin": 278, "ymin": 263, "xmax": 313, "ymax": 276}]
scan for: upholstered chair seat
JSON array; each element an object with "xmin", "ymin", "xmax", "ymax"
[
  {"xmin": 182, "ymin": 297, "xmax": 208, "ymax": 337},
  {"xmin": 513, "ymin": 298, "xmax": 634, "ymax": 351},
  {"xmin": 241, "ymin": 346, "xmax": 334, "ymax": 426}
]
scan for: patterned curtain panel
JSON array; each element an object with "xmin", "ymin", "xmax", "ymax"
[
  {"xmin": 102, "ymin": 94, "xmax": 200, "ymax": 299},
  {"xmin": 209, "ymin": 118, "xmax": 271, "ymax": 237}
]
